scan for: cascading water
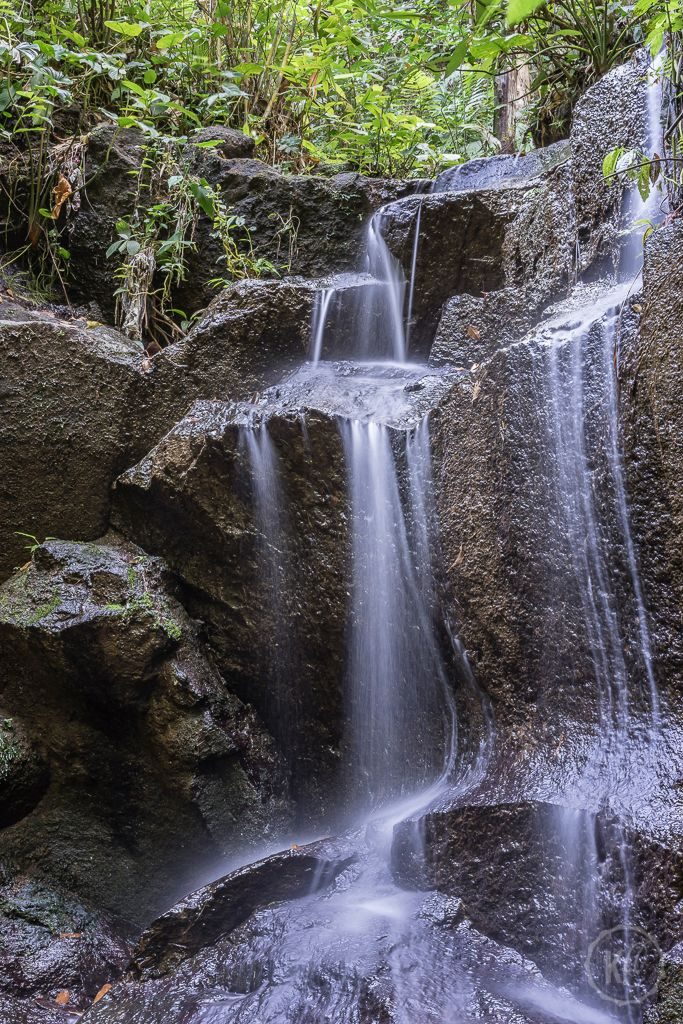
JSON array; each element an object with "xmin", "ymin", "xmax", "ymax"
[
  {"xmin": 103, "ymin": 57, "xmax": 671, "ymax": 1024},
  {"xmin": 310, "ymin": 201, "xmax": 426, "ymax": 364},
  {"xmin": 524, "ymin": 57, "xmax": 667, "ymax": 1019},
  {"xmin": 240, "ymin": 422, "xmax": 296, "ymax": 744},
  {"xmin": 342, "ymin": 417, "xmax": 456, "ymax": 812}
]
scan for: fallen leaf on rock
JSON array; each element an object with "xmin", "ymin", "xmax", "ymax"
[
  {"xmin": 55, "ymin": 990, "xmax": 70, "ymax": 1005},
  {"xmin": 465, "ymin": 324, "xmax": 481, "ymax": 341},
  {"xmin": 93, "ymin": 984, "xmax": 112, "ymax": 1003},
  {"xmin": 86, "ymin": 321, "xmax": 104, "ymax": 329},
  {"xmin": 51, "ymin": 175, "xmax": 72, "ymax": 219},
  {"xmin": 59, "ymin": 932, "xmax": 82, "ymax": 939}
]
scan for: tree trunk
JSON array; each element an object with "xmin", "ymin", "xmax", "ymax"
[{"xmin": 494, "ymin": 62, "xmax": 533, "ymax": 153}]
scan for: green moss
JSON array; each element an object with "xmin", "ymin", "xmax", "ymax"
[
  {"xmin": 126, "ymin": 566, "xmax": 138, "ymax": 588},
  {"xmin": 161, "ymin": 618, "xmax": 182, "ymax": 641},
  {"xmin": 25, "ymin": 590, "xmax": 60, "ymax": 625}
]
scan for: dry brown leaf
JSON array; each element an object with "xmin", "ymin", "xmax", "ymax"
[
  {"xmin": 55, "ymin": 990, "xmax": 70, "ymax": 1005},
  {"xmin": 472, "ymin": 381, "xmax": 481, "ymax": 403},
  {"xmin": 465, "ymin": 324, "xmax": 481, "ymax": 341},
  {"xmin": 59, "ymin": 932, "xmax": 82, "ymax": 940},
  {"xmin": 93, "ymin": 984, "xmax": 112, "ymax": 1004},
  {"xmin": 51, "ymin": 174, "xmax": 72, "ymax": 219}
]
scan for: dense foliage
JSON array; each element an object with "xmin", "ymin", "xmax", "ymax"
[
  {"xmin": 1, "ymin": 0, "xmax": 680, "ymax": 325},
  {"xmin": 3, "ymin": 0, "xmax": 675, "ymax": 174}
]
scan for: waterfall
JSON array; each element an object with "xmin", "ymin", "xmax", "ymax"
[
  {"xmin": 309, "ymin": 205, "xmax": 415, "ymax": 364},
  {"xmin": 310, "ymin": 287, "xmax": 335, "ymax": 363},
  {"xmin": 532, "ymin": 60, "xmax": 666, "ymax": 1015},
  {"xmin": 240, "ymin": 422, "xmax": 295, "ymax": 741},
  {"xmin": 405, "ymin": 200, "xmax": 423, "ymax": 351},
  {"xmin": 341, "ymin": 417, "xmax": 455, "ymax": 813}
]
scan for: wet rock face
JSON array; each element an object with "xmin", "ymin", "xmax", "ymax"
[
  {"xmin": 378, "ymin": 190, "xmax": 513, "ymax": 357},
  {"xmin": 0, "ymin": 878, "xmax": 132, "ymax": 1020},
  {"xmin": 0, "ymin": 715, "xmax": 48, "ymax": 827},
  {"xmin": 432, "ymin": 140, "xmax": 570, "ymax": 194},
  {"xmin": 430, "ymin": 289, "xmax": 650, "ymax": 728},
  {"xmin": 392, "ymin": 800, "xmax": 683, "ymax": 992},
  {"xmin": 131, "ymin": 839, "xmax": 357, "ymax": 980},
  {"xmin": 81, "ymin": 831, "xmax": 551, "ymax": 1024},
  {"xmin": 159, "ymin": 276, "xmax": 318, "ymax": 399},
  {"xmin": 646, "ymin": 945, "xmax": 683, "ymax": 1024},
  {"xmin": 619, "ymin": 222, "xmax": 683, "ymax": 704},
  {"xmin": 0, "ymin": 537, "xmax": 290, "ymax": 929},
  {"xmin": 0, "ymin": 307, "xmax": 144, "ymax": 580},
  {"xmin": 570, "ymin": 52, "xmax": 650, "ymax": 276},
  {"xmin": 382, "ymin": 159, "xmax": 574, "ymax": 362},
  {"xmin": 111, "ymin": 401, "xmax": 350, "ymax": 817}
]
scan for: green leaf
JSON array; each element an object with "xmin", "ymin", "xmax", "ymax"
[
  {"xmin": 143, "ymin": 69, "xmax": 157, "ymax": 84},
  {"xmin": 602, "ymin": 147, "xmax": 624, "ymax": 178},
  {"xmin": 637, "ymin": 163, "xmax": 651, "ymax": 202},
  {"xmin": 189, "ymin": 181, "xmax": 216, "ymax": 218},
  {"xmin": 117, "ymin": 115, "xmax": 139, "ymax": 127},
  {"xmin": 104, "ymin": 21, "xmax": 144, "ymax": 38},
  {"xmin": 156, "ymin": 32, "xmax": 186, "ymax": 50},
  {"xmin": 506, "ymin": 0, "xmax": 546, "ymax": 25},
  {"xmin": 233, "ymin": 62, "xmax": 265, "ymax": 75},
  {"xmin": 125, "ymin": 239, "xmax": 141, "ymax": 255},
  {"xmin": 445, "ymin": 40, "xmax": 469, "ymax": 75},
  {"xmin": 59, "ymin": 27, "xmax": 86, "ymax": 46},
  {"xmin": 122, "ymin": 79, "xmax": 146, "ymax": 97}
]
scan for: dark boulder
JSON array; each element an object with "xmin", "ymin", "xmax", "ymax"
[
  {"xmin": 131, "ymin": 838, "xmax": 357, "ymax": 979},
  {"xmin": 81, "ymin": 831, "xmax": 556, "ymax": 1024},
  {"xmin": 0, "ymin": 536, "xmax": 291, "ymax": 930},
  {"xmin": 187, "ymin": 126, "xmax": 255, "ymax": 159},
  {"xmin": 0, "ymin": 714, "xmax": 48, "ymax": 828},
  {"xmin": 429, "ymin": 285, "xmax": 650, "ymax": 725},
  {"xmin": 381, "ymin": 158, "xmax": 574, "ymax": 360},
  {"xmin": 0, "ymin": 304, "xmax": 144, "ymax": 580},
  {"xmin": 432, "ymin": 139, "xmax": 570, "ymax": 194},
  {"xmin": 57, "ymin": 125, "xmax": 421, "ymax": 320},
  {"xmin": 0, "ymin": 878, "xmax": 132, "ymax": 1019},
  {"xmin": 110, "ymin": 400, "xmax": 350, "ymax": 817},
  {"xmin": 646, "ymin": 944, "xmax": 683, "ymax": 1023}
]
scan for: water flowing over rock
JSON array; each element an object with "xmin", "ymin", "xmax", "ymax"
[{"xmin": 3, "ymin": 51, "xmax": 683, "ymax": 1024}]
